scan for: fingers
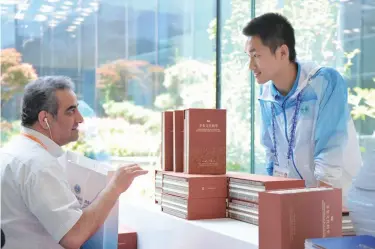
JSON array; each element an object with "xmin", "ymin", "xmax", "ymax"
[
  {"xmin": 117, "ymin": 164, "xmax": 147, "ymax": 177},
  {"xmin": 119, "ymin": 164, "xmax": 139, "ymax": 170},
  {"xmin": 119, "ymin": 164, "xmax": 143, "ymax": 172},
  {"xmin": 132, "ymin": 170, "xmax": 148, "ymax": 177}
]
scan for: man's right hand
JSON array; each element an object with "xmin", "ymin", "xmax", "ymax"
[{"xmin": 108, "ymin": 164, "xmax": 148, "ymax": 196}]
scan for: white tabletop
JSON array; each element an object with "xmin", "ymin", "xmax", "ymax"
[{"xmin": 119, "ymin": 197, "xmax": 259, "ymax": 249}]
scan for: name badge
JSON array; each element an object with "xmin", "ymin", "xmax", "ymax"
[{"xmin": 273, "ymin": 166, "xmax": 289, "ymax": 178}]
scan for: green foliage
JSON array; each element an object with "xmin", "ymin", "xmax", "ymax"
[
  {"xmin": 63, "ymin": 117, "xmax": 160, "ymax": 158},
  {"xmin": 342, "ymin": 49, "xmax": 361, "ymax": 78},
  {"xmin": 348, "ymin": 79, "xmax": 375, "ymax": 120},
  {"xmin": 342, "ymin": 49, "xmax": 375, "ymax": 123},
  {"xmin": 208, "ymin": 0, "xmax": 258, "ymax": 172},
  {"xmin": 0, "ymin": 121, "xmax": 21, "ymax": 147},
  {"xmin": 154, "ymin": 59, "xmax": 216, "ymax": 110},
  {"xmin": 102, "ymin": 100, "xmax": 160, "ymax": 134},
  {"xmin": 226, "ymin": 162, "xmax": 242, "ymax": 172}
]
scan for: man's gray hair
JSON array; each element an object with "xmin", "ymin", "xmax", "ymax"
[{"xmin": 21, "ymin": 76, "xmax": 75, "ymax": 127}]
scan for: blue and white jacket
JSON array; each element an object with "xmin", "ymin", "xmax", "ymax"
[{"xmin": 259, "ymin": 62, "xmax": 362, "ymax": 198}]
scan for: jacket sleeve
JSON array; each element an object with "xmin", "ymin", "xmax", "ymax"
[
  {"xmin": 313, "ymin": 68, "xmax": 349, "ymax": 187},
  {"xmin": 260, "ymin": 100, "xmax": 275, "ymax": 176}
]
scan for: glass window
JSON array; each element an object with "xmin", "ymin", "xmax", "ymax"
[
  {"xmin": 2, "ymin": 0, "xmax": 373, "ymax": 192},
  {"xmin": 0, "ymin": 0, "xmax": 216, "ymax": 198},
  {"xmin": 219, "ymin": 0, "xmax": 255, "ymax": 173}
]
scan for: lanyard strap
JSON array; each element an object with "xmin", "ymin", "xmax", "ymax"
[
  {"xmin": 21, "ymin": 133, "xmax": 48, "ymax": 150},
  {"xmin": 271, "ymin": 90, "xmax": 304, "ymax": 165}
]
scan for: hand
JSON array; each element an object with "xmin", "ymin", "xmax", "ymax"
[{"xmin": 108, "ymin": 164, "xmax": 148, "ymax": 196}]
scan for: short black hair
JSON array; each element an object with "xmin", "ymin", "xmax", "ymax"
[
  {"xmin": 21, "ymin": 76, "xmax": 75, "ymax": 127},
  {"xmin": 242, "ymin": 13, "xmax": 296, "ymax": 62}
]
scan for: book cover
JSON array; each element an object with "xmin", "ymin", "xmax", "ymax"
[
  {"xmin": 259, "ymin": 187, "xmax": 342, "ymax": 249},
  {"xmin": 305, "ymin": 235, "xmax": 375, "ymax": 249},
  {"xmin": 161, "ymin": 111, "xmax": 173, "ymax": 171},
  {"xmin": 184, "ymin": 108, "xmax": 226, "ymax": 175},
  {"xmin": 173, "ymin": 110, "xmax": 184, "ymax": 172}
]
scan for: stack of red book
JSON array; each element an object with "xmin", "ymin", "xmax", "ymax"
[
  {"xmin": 161, "ymin": 172, "xmax": 227, "ymax": 220},
  {"xmin": 226, "ymin": 172, "xmax": 305, "ymax": 225},
  {"xmin": 156, "ymin": 108, "xmax": 227, "ymax": 220},
  {"xmin": 160, "ymin": 108, "xmax": 227, "ymax": 174}
]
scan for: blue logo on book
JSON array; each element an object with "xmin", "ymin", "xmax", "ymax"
[{"xmin": 74, "ymin": 184, "xmax": 81, "ymax": 195}]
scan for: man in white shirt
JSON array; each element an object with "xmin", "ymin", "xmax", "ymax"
[{"xmin": 0, "ymin": 76, "xmax": 148, "ymax": 249}]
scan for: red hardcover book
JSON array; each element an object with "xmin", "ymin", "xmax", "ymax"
[
  {"xmin": 227, "ymin": 198, "xmax": 259, "ymax": 225},
  {"xmin": 173, "ymin": 110, "xmax": 184, "ymax": 172},
  {"xmin": 161, "ymin": 193, "xmax": 227, "ymax": 220},
  {"xmin": 161, "ymin": 111, "xmax": 173, "ymax": 171},
  {"xmin": 183, "ymin": 108, "xmax": 226, "ymax": 174},
  {"xmin": 162, "ymin": 171, "xmax": 227, "ymax": 199},
  {"xmin": 118, "ymin": 226, "xmax": 137, "ymax": 249},
  {"xmin": 227, "ymin": 172, "xmax": 305, "ymax": 203},
  {"xmin": 259, "ymin": 187, "xmax": 342, "ymax": 249}
]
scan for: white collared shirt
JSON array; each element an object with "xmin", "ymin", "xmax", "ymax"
[{"xmin": 1, "ymin": 127, "xmax": 82, "ymax": 249}]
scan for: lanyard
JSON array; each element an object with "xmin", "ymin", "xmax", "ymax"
[
  {"xmin": 21, "ymin": 133, "xmax": 48, "ymax": 150},
  {"xmin": 271, "ymin": 90, "xmax": 303, "ymax": 166}
]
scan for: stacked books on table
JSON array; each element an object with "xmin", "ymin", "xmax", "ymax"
[
  {"xmin": 305, "ymin": 235, "xmax": 375, "ymax": 249},
  {"xmin": 161, "ymin": 172, "xmax": 227, "ymax": 220},
  {"xmin": 155, "ymin": 108, "xmax": 228, "ymax": 220},
  {"xmin": 342, "ymin": 208, "xmax": 355, "ymax": 236},
  {"xmin": 259, "ymin": 187, "xmax": 342, "ymax": 249},
  {"xmin": 226, "ymin": 172, "xmax": 305, "ymax": 225}
]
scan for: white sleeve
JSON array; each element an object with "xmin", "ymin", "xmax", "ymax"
[{"xmin": 22, "ymin": 159, "xmax": 83, "ymax": 242}]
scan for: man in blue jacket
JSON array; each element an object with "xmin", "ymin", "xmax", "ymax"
[{"xmin": 243, "ymin": 13, "xmax": 362, "ymax": 200}]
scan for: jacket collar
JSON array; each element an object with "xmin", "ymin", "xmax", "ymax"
[{"xmin": 259, "ymin": 61, "xmax": 322, "ymax": 102}]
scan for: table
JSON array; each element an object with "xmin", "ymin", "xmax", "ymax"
[{"xmin": 118, "ymin": 198, "xmax": 259, "ymax": 249}]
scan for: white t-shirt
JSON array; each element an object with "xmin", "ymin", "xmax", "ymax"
[{"xmin": 1, "ymin": 127, "xmax": 82, "ymax": 249}]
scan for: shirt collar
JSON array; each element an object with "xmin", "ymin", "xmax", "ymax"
[
  {"xmin": 21, "ymin": 126, "xmax": 64, "ymax": 158},
  {"xmin": 270, "ymin": 62, "xmax": 301, "ymax": 101}
]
